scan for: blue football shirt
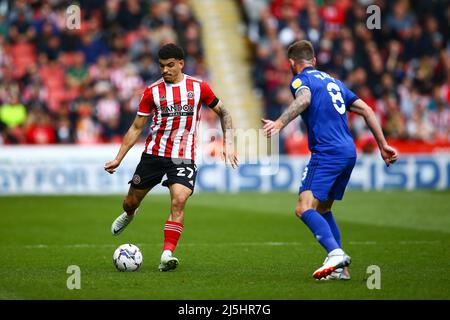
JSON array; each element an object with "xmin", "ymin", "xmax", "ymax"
[{"xmin": 289, "ymin": 67, "xmax": 358, "ymax": 158}]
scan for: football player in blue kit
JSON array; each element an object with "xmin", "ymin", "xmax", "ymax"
[{"xmin": 262, "ymin": 40, "xmax": 398, "ymax": 280}]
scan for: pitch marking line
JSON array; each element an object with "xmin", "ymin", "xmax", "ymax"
[{"xmin": 19, "ymin": 240, "xmax": 441, "ymax": 249}]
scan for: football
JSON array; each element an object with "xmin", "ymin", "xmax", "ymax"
[{"xmin": 112, "ymin": 244, "xmax": 143, "ymax": 272}]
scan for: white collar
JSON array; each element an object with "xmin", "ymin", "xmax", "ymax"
[{"xmin": 164, "ymin": 73, "xmax": 185, "ymax": 87}]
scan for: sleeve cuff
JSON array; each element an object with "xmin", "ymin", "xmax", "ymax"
[
  {"xmin": 137, "ymin": 111, "xmax": 151, "ymax": 116},
  {"xmin": 294, "ymin": 86, "xmax": 310, "ymax": 97},
  {"xmin": 207, "ymin": 97, "xmax": 219, "ymax": 108},
  {"xmin": 347, "ymin": 96, "xmax": 359, "ymax": 109}
]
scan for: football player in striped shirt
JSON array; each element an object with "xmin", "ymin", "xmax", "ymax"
[{"xmin": 105, "ymin": 43, "xmax": 238, "ymax": 271}]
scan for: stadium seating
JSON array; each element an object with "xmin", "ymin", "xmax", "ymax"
[
  {"xmin": 239, "ymin": 0, "xmax": 450, "ymax": 154},
  {"xmin": 0, "ymin": 0, "xmax": 448, "ymax": 155}
]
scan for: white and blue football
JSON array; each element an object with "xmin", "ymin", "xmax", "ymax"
[{"xmin": 113, "ymin": 244, "xmax": 143, "ymax": 272}]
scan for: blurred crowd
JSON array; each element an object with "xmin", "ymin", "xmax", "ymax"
[
  {"xmin": 0, "ymin": 0, "xmax": 206, "ymax": 144},
  {"xmin": 241, "ymin": 0, "xmax": 450, "ymax": 153},
  {"xmin": 2, "ymin": 0, "xmax": 449, "ymax": 154}
]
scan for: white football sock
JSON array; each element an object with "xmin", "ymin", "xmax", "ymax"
[
  {"xmin": 329, "ymin": 248, "xmax": 344, "ymax": 256},
  {"xmin": 162, "ymin": 250, "xmax": 172, "ymax": 259}
]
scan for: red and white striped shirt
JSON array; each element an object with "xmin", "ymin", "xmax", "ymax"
[{"xmin": 137, "ymin": 74, "xmax": 218, "ymax": 161}]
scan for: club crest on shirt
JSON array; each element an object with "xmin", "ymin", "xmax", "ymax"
[
  {"xmin": 292, "ymin": 79, "xmax": 302, "ymax": 89},
  {"xmin": 160, "ymin": 95, "xmax": 166, "ymax": 101},
  {"xmin": 132, "ymin": 174, "xmax": 141, "ymax": 185},
  {"xmin": 187, "ymin": 91, "xmax": 194, "ymax": 99}
]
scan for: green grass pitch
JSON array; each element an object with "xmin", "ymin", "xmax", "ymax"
[{"xmin": 0, "ymin": 191, "xmax": 449, "ymax": 299}]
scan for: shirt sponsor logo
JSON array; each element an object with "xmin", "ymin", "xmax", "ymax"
[{"xmin": 161, "ymin": 104, "xmax": 195, "ymax": 117}]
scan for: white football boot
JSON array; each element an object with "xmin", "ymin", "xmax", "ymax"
[
  {"xmin": 318, "ymin": 256, "xmax": 351, "ymax": 281},
  {"xmin": 158, "ymin": 250, "xmax": 179, "ymax": 272},
  {"xmin": 313, "ymin": 249, "xmax": 351, "ymax": 280},
  {"xmin": 111, "ymin": 208, "xmax": 138, "ymax": 236}
]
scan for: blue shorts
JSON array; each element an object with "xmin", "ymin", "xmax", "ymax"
[{"xmin": 299, "ymin": 154, "xmax": 356, "ymax": 202}]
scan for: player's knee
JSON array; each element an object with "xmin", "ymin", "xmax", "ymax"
[
  {"xmin": 294, "ymin": 205, "xmax": 310, "ymax": 218},
  {"xmin": 296, "ymin": 191, "xmax": 318, "ymax": 218},
  {"xmin": 171, "ymin": 195, "xmax": 188, "ymax": 212}
]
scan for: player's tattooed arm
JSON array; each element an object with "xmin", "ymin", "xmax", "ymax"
[
  {"xmin": 104, "ymin": 114, "xmax": 148, "ymax": 174},
  {"xmin": 211, "ymin": 100, "xmax": 239, "ymax": 168},
  {"xmin": 278, "ymin": 88, "xmax": 311, "ymax": 126},
  {"xmin": 212, "ymin": 101, "xmax": 233, "ymax": 133},
  {"xmin": 262, "ymin": 88, "xmax": 311, "ymax": 137},
  {"xmin": 349, "ymin": 99, "xmax": 398, "ymax": 166}
]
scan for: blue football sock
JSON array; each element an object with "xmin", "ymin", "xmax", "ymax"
[
  {"xmin": 300, "ymin": 209, "xmax": 340, "ymax": 253},
  {"xmin": 322, "ymin": 211, "xmax": 341, "ymax": 247}
]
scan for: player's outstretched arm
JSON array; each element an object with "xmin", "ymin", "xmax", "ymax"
[
  {"xmin": 104, "ymin": 114, "xmax": 148, "ymax": 174},
  {"xmin": 349, "ymin": 99, "xmax": 398, "ymax": 166},
  {"xmin": 262, "ymin": 88, "xmax": 311, "ymax": 137},
  {"xmin": 211, "ymin": 100, "xmax": 239, "ymax": 168}
]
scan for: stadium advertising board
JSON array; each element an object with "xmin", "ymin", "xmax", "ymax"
[{"xmin": 0, "ymin": 146, "xmax": 449, "ymax": 194}]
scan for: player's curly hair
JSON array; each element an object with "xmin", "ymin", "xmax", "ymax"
[
  {"xmin": 287, "ymin": 40, "xmax": 315, "ymax": 63},
  {"xmin": 158, "ymin": 43, "xmax": 185, "ymax": 60}
]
